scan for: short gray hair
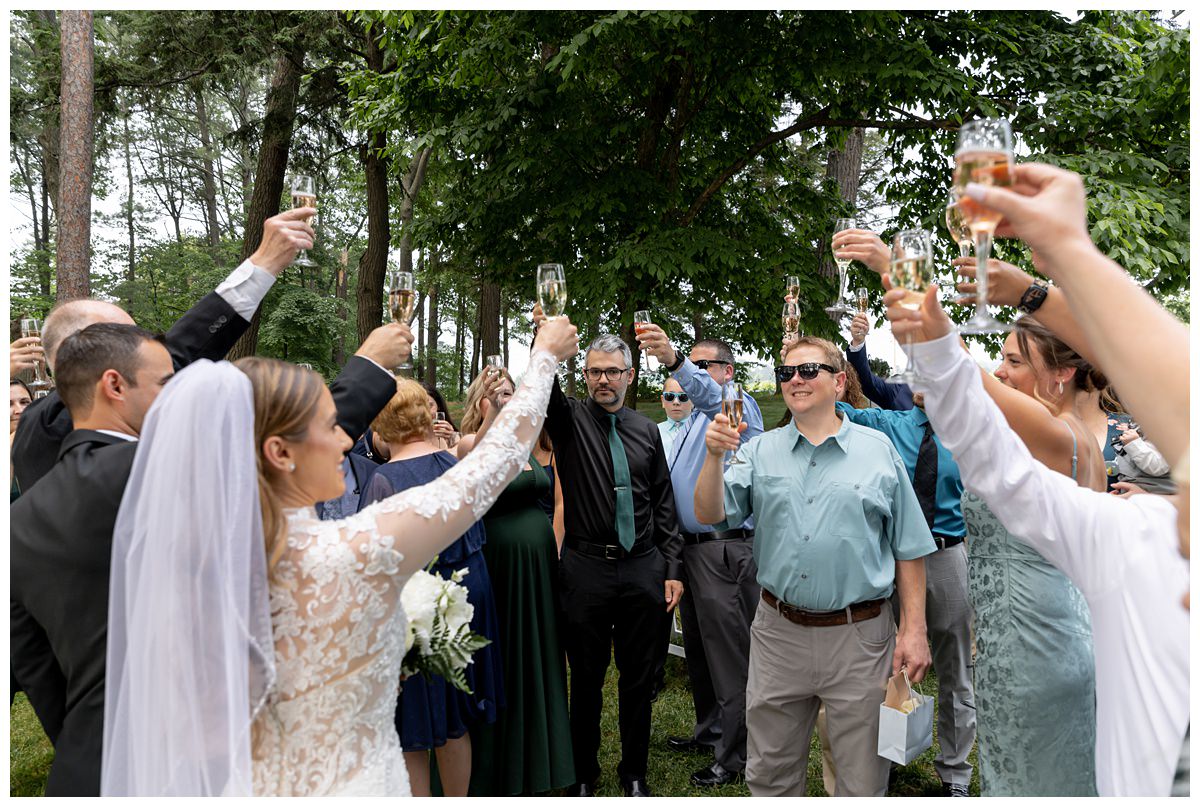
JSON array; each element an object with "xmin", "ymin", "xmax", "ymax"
[
  {"xmin": 585, "ymin": 334, "xmax": 631, "ymax": 369},
  {"xmin": 43, "ymin": 298, "xmax": 132, "ymax": 372}
]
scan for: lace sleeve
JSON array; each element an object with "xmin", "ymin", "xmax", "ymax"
[{"xmin": 347, "ymin": 348, "xmax": 559, "ymax": 572}]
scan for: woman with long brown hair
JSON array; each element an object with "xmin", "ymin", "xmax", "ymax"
[{"xmin": 101, "ymin": 318, "xmax": 578, "ymax": 797}]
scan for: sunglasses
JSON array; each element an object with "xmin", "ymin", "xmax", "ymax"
[
  {"xmin": 694, "ymin": 359, "xmax": 730, "ymax": 370},
  {"xmin": 774, "ymin": 363, "xmax": 840, "ymax": 382},
  {"xmin": 662, "ymin": 392, "xmax": 690, "ymax": 403}
]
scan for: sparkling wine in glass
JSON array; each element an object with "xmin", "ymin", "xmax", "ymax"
[
  {"xmin": 19, "ymin": 318, "xmax": 51, "ymax": 391},
  {"xmin": 388, "ymin": 266, "xmax": 417, "ymax": 374},
  {"xmin": 886, "ymin": 229, "xmax": 935, "ymax": 386},
  {"xmin": 632, "ymin": 309, "xmax": 659, "ymax": 372},
  {"xmin": 944, "ymin": 196, "xmax": 973, "ymax": 259},
  {"xmin": 856, "ymin": 287, "xmax": 869, "ymax": 314},
  {"xmin": 722, "ymin": 382, "xmax": 746, "ymax": 465},
  {"xmin": 782, "ymin": 300, "xmax": 800, "ymax": 342},
  {"xmin": 953, "ymin": 118, "xmax": 1013, "ymax": 334},
  {"xmin": 290, "ymin": 174, "xmax": 317, "ymax": 268},
  {"xmin": 825, "ymin": 218, "xmax": 857, "ymax": 317},
  {"xmin": 785, "ymin": 275, "xmax": 800, "ymax": 302},
  {"xmin": 537, "ymin": 263, "xmax": 567, "ymax": 320},
  {"xmin": 485, "ymin": 355, "xmax": 504, "ymax": 377}
]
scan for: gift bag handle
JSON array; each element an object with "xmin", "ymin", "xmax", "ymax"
[{"xmin": 900, "ymin": 666, "xmax": 927, "ymax": 701}]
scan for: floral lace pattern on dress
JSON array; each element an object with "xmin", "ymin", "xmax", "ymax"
[{"xmin": 251, "ymin": 349, "xmax": 558, "ymax": 796}]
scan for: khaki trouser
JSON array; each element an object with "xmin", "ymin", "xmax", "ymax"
[{"xmin": 746, "ymin": 596, "xmax": 895, "ymax": 797}]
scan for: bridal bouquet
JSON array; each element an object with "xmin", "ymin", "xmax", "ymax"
[{"xmin": 400, "ymin": 565, "xmax": 490, "ymax": 693}]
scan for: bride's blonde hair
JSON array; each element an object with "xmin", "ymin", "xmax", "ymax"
[{"xmin": 234, "ymin": 357, "xmax": 326, "ymax": 568}]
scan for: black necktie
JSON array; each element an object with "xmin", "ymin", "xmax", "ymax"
[{"xmin": 913, "ymin": 420, "xmax": 938, "ymax": 531}]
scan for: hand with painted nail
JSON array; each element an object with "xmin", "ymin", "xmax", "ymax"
[{"xmin": 962, "ymin": 162, "xmax": 1092, "ymax": 264}]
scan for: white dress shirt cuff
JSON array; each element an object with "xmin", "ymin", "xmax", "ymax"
[
  {"xmin": 847, "ymin": 341, "xmax": 865, "ymax": 352},
  {"xmin": 214, "ymin": 260, "xmax": 277, "ymax": 321},
  {"xmin": 904, "ymin": 331, "xmax": 963, "ymax": 378},
  {"xmin": 354, "ymin": 355, "xmax": 391, "ymax": 376}
]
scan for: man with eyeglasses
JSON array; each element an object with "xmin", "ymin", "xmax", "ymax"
[
  {"xmin": 636, "ymin": 327, "xmax": 764, "ymax": 787},
  {"xmin": 540, "ymin": 329, "xmax": 684, "ymax": 798},
  {"xmin": 695, "ymin": 335, "xmax": 935, "ymax": 797}
]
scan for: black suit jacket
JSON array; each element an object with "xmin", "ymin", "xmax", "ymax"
[
  {"xmin": 11, "ymin": 431, "xmax": 137, "ymax": 795},
  {"xmin": 12, "ymin": 291, "xmax": 246, "ymax": 491}
]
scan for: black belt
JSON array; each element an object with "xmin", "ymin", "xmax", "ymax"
[
  {"xmin": 564, "ymin": 536, "xmax": 656, "ymax": 561},
  {"xmin": 932, "ymin": 534, "xmax": 964, "ymax": 551},
  {"xmin": 681, "ymin": 528, "xmax": 754, "ymax": 546}
]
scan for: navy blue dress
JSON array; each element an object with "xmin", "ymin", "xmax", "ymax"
[{"xmin": 357, "ymin": 452, "xmax": 504, "ymax": 751}]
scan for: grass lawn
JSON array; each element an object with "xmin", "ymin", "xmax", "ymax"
[
  {"xmin": 13, "ymin": 395, "xmax": 975, "ymax": 796},
  {"xmin": 11, "ymin": 655, "xmax": 979, "ymax": 797}
]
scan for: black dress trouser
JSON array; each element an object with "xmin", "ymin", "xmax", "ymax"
[{"xmin": 559, "ymin": 545, "xmax": 671, "ymax": 784}]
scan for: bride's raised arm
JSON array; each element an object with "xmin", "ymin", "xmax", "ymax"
[{"xmin": 352, "ymin": 317, "xmax": 576, "ymax": 575}]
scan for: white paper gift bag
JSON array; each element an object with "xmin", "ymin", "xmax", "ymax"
[{"xmin": 877, "ymin": 667, "xmax": 933, "ymax": 764}]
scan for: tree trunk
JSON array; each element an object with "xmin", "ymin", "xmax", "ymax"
[
  {"xmin": 39, "ymin": 159, "xmax": 51, "ymax": 297},
  {"xmin": 817, "ymin": 127, "xmax": 865, "ymax": 283},
  {"xmin": 122, "ymin": 96, "xmax": 136, "ymax": 303},
  {"xmin": 456, "ymin": 293, "xmax": 467, "ymax": 397},
  {"xmin": 191, "ymin": 77, "xmax": 221, "ymax": 252},
  {"xmin": 334, "ymin": 248, "xmax": 349, "ymax": 367},
  {"xmin": 55, "ymin": 10, "xmax": 93, "ymax": 301},
  {"xmin": 470, "ymin": 291, "xmax": 482, "ymax": 384},
  {"xmin": 691, "ymin": 311, "xmax": 705, "ymax": 343},
  {"xmin": 396, "ymin": 147, "xmax": 432, "ymax": 274},
  {"xmin": 227, "ymin": 42, "xmax": 306, "ymax": 359},
  {"xmin": 478, "ymin": 279, "xmax": 501, "ymax": 360},
  {"xmin": 424, "ymin": 265, "xmax": 440, "ymax": 386},
  {"xmin": 34, "ymin": 11, "xmax": 61, "ymax": 228},
  {"xmin": 353, "ymin": 31, "xmax": 392, "ymax": 345},
  {"xmin": 502, "ymin": 291, "xmax": 509, "ymax": 368}
]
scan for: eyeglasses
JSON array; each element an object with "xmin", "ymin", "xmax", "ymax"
[
  {"xmin": 584, "ymin": 367, "xmax": 630, "ymax": 381},
  {"xmin": 662, "ymin": 392, "xmax": 689, "ymax": 403},
  {"xmin": 774, "ymin": 363, "xmax": 840, "ymax": 382},
  {"xmin": 693, "ymin": 359, "xmax": 730, "ymax": 371}
]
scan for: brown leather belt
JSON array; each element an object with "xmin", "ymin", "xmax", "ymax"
[{"xmin": 761, "ymin": 590, "xmax": 885, "ymax": 627}]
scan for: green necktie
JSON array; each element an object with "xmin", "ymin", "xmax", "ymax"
[{"xmin": 607, "ymin": 413, "xmax": 637, "ymax": 551}]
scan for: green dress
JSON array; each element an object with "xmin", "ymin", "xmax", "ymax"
[{"xmin": 469, "ymin": 460, "xmax": 574, "ymax": 795}]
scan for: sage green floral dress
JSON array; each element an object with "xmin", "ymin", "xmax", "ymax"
[{"xmin": 962, "ymin": 492, "xmax": 1098, "ymax": 796}]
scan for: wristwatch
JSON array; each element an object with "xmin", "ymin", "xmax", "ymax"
[
  {"xmin": 1017, "ymin": 279, "xmax": 1050, "ymax": 314},
  {"xmin": 665, "ymin": 349, "xmax": 685, "ymax": 373}
]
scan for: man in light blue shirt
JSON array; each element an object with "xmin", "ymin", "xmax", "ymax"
[
  {"xmin": 637, "ymin": 326, "xmax": 763, "ymax": 787},
  {"xmin": 657, "ymin": 377, "xmax": 693, "ymax": 457},
  {"xmin": 696, "ymin": 335, "xmax": 935, "ymax": 797}
]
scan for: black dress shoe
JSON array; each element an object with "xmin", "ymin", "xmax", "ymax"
[
  {"xmin": 690, "ymin": 761, "xmax": 741, "ymax": 787},
  {"xmin": 566, "ymin": 781, "xmax": 596, "ymax": 796},
  {"xmin": 666, "ymin": 735, "xmax": 712, "ymax": 754},
  {"xmin": 621, "ymin": 778, "xmax": 651, "ymax": 797}
]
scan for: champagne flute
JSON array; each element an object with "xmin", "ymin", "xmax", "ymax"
[
  {"xmin": 856, "ymin": 287, "xmax": 869, "ymax": 313},
  {"xmin": 825, "ymin": 217, "xmax": 857, "ymax": 316},
  {"xmin": 19, "ymin": 318, "xmax": 51, "ymax": 391},
  {"xmin": 785, "ymin": 275, "xmax": 800, "ymax": 302},
  {"xmin": 290, "ymin": 174, "xmax": 317, "ymax": 267},
  {"xmin": 537, "ymin": 263, "xmax": 567, "ymax": 321},
  {"xmin": 388, "ymin": 266, "xmax": 417, "ymax": 374},
  {"xmin": 886, "ymin": 229, "xmax": 936, "ymax": 385},
  {"xmin": 485, "ymin": 355, "xmax": 504, "ymax": 377},
  {"xmin": 632, "ymin": 309, "xmax": 659, "ymax": 372},
  {"xmin": 781, "ymin": 300, "xmax": 800, "ymax": 342},
  {"xmin": 944, "ymin": 195, "xmax": 973, "ymax": 259},
  {"xmin": 953, "ymin": 118, "xmax": 1013, "ymax": 334},
  {"xmin": 722, "ymin": 382, "xmax": 746, "ymax": 465}
]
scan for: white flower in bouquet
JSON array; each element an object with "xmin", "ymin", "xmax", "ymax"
[
  {"xmin": 398, "ymin": 563, "xmax": 489, "ymax": 693},
  {"xmin": 400, "ymin": 569, "xmax": 440, "ymax": 654}
]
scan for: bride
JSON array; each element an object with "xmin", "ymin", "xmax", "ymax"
[{"xmin": 100, "ymin": 316, "xmax": 578, "ymax": 796}]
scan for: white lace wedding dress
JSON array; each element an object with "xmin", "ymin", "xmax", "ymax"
[{"xmin": 250, "ymin": 349, "xmax": 558, "ymax": 796}]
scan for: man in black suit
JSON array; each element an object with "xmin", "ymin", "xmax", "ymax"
[
  {"xmin": 12, "ymin": 206, "xmax": 397, "ymax": 491},
  {"xmin": 11, "ymin": 313, "xmax": 411, "ymax": 795}
]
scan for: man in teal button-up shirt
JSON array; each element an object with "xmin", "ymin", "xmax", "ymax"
[{"xmin": 695, "ymin": 336, "xmax": 935, "ymax": 797}]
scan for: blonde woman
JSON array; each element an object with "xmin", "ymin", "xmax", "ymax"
[
  {"xmin": 101, "ymin": 317, "xmax": 578, "ymax": 796},
  {"xmin": 358, "ymin": 377, "xmax": 503, "ymax": 797}
]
